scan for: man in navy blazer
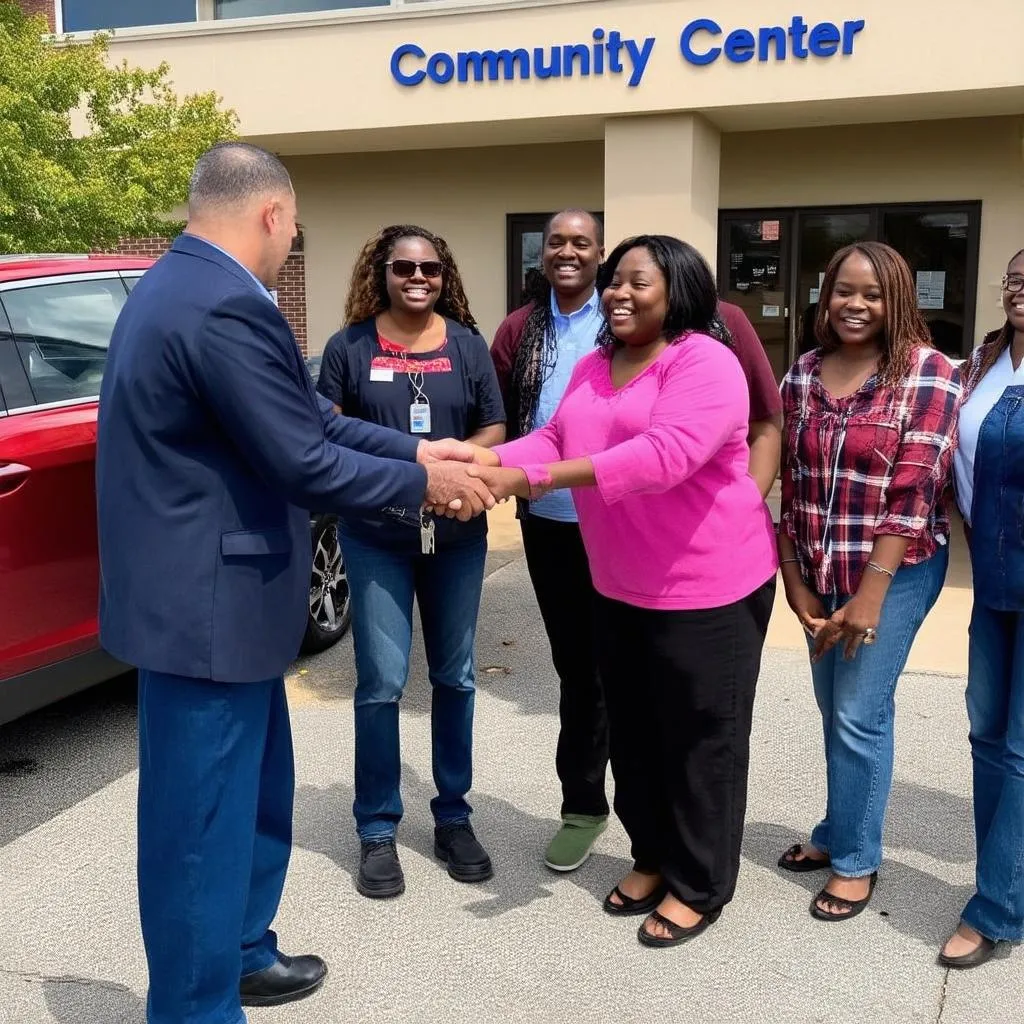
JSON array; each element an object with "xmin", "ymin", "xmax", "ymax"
[{"xmin": 96, "ymin": 142, "xmax": 495, "ymax": 1024}]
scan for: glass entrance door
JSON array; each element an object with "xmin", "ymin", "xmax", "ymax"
[{"xmin": 718, "ymin": 214, "xmax": 792, "ymax": 380}]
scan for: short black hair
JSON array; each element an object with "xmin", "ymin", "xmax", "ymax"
[
  {"xmin": 543, "ymin": 209, "xmax": 604, "ymax": 247},
  {"xmin": 188, "ymin": 141, "xmax": 292, "ymax": 215},
  {"xmin": 598, "ymin": 234, "xmax": 731, "ymax": 348}
]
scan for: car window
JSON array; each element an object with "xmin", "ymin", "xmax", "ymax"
[{"xmin": 1, "ymin": 277, "xmax": 128, "ymax": 408}]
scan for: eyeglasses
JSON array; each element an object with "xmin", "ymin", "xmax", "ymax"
[
  {"xmin": 1003, "ymin": 274, "xmax": 1024, "ymax": 294},
  {"xmin": 386, "ymin": 259, "xmax": 443, "ymax": 279}
]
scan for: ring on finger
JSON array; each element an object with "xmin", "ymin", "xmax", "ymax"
[{"xmin": 862, "ymin": 627, "xmax": 878, "ymax": 645}]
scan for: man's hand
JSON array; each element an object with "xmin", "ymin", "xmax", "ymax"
[
  {"xmin": 417, "ymin": 438, "xmax": 476, "ymax": 464},
  {"xmin": 465, "ymin": 465, "xmax": 530, "ymax": 503},
  {"xmin": 424, "ymin": 461, "xmax": 497, "ymax": 522}
]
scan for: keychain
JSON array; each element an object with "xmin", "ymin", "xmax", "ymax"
[{"xmin": 419, "ymin": 510, "xmax": 436, "ymax": 555}]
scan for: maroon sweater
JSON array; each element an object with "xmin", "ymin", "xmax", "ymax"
[{"xmin": 491, "ymin": 298, "xmax": 782, "ymax": 435}]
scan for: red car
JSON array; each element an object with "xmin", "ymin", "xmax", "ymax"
[{"xmin": 0, "ymin": 254, "xmax": 349, "ymax": 727}]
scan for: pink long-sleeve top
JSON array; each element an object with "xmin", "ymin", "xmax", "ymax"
[{"xmin": 495, "ymin": 334, "xmax": 778, "ymax": 611}]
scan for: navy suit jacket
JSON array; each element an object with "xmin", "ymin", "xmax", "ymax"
[{"xmin": 97, "ymin": 234, "xmax": 427, "ymax": 682}]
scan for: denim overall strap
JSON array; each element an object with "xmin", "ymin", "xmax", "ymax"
[{"xmin": 971, "ymin": 385, "xmax": 1024, "ymax": 611}]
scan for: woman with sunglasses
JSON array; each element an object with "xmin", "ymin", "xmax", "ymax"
[
  {"xmin": 316, "ymin": 225, "xmax": 505, "ymax": 900},
  {"xmin": 776, "ymin": 242, "xmax": 959, "ymax": 921},
  {"xmin": 940, "ymin": 249, "xmax": 1024, "ymax": 969}
]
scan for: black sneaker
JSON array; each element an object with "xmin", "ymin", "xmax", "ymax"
[
  {"xmin": 434, "ymin": 822, "xmax": 494, "ymax": 883},
  {"xmin": 357, "ymin": 839, "xmax": 405, "ymax": 899}
]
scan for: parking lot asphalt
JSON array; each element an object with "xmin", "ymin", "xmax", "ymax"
[{"xmin": 0, "ymin": 527, "xmax": 1018, "ymax": 1024}]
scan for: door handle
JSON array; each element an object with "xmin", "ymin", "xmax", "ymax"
[{"xmin": 0, "ymin": 462, "xmax": 30, "ymax": 494}]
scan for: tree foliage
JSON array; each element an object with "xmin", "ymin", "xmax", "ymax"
[{"xmin": 0, "ymin": 2, "xmax": 238, "ymax": 252}]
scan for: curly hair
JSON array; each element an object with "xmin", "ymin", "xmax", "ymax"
[
  {"xmin": 970, "ymin": 247, "xmax": 1024, "ymax": 384},
  {"xmin": 596, "ymin": 235, "xmax": 732, "ymax": 352},
  {"xmin": 814, "ymin": 242, "xmax": 931, "ymax": 386},
  {"xmin": 342, "ymin": 224, "xmax": 477, "ymax": 329}
]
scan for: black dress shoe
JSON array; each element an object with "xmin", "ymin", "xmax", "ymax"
[
  {"xmin": 434, "ymin": 821, "xmax": 493, "ymax": 883},
  {"xmin": 938, "ymin": 935, "xmax": 1007, "ymax": 970},
  {"xmin": 357, "ymin": 838, "xmax": 405, "ymax": 899},
  {"xmin": 240, "ymin": 952, "xmax": 327, "ymax": 1007}
]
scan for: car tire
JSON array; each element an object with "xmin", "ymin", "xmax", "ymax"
[{"xmin": 301, "ymin": 514, "xmax": 351, "ymax": 654}]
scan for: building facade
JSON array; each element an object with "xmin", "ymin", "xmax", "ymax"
[{"xmin": 26, "ymin": 0, "xmax": 1024, "ymax": 366}]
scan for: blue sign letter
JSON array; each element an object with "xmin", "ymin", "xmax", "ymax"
[
  {"xmin": 681, "ymin": 19, "xmax": 722, "ymax": 66},
  {"xmin": 391, "ymin": 43, "xmax": 426, "ymax": 86}
]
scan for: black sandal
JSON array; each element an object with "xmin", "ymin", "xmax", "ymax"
[
  {"xmin": 602, "ymin": 884, "xmax": 665, "ymax": 917},
  {"xmin": 810, "ymin": 872, "xmax": 878, "ymax": 921},
  {"xmin": 778, "ymin": 843, "xmax": 831, "ymax": 873},
  {"xmin": 637, "ymin": 907, "xmax": 723, "ymax": 948}
]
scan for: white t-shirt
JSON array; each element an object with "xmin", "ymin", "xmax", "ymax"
[{"xmin": 954, "ymin": 345, "xmax": 1024, "ymax": 525}]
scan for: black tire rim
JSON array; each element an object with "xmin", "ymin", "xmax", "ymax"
[{"xmin": 309, "ymin": 522, "xmax": 349, "ymax": 634}]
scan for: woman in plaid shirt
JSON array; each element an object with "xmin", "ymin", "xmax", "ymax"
[{"xmin": 775, "ymin": 242, "xmax": 960, "ymax": 921}]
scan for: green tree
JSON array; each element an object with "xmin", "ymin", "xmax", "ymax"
[{"xmin": 0, "ymin": 1, "xmax": 238, "ymax": 253}]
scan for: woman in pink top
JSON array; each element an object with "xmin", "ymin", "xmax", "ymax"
[{"xmin": 470, "ymin": 236, "xmax": 778, "ymax": 948}]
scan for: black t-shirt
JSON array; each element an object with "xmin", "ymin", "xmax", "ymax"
[{"xmin": 317, "ymin": 317, "xmax": 505, "ymax": 551}]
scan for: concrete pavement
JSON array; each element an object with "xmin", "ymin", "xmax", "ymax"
[{"xmin": 0, "ymin": 506, "xmax": 1016, "ymax": 1024}]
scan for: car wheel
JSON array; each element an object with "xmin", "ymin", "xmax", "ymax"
[{"xmin": 301, "ymin": 515, "xmax": 351, "ymax": 654}]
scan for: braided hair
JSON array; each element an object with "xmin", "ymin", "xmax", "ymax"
[
  {"xmin": 343, "ymin": 224, "xmax": 477, "ymax": 329},
  {"xmin": 969, "ymin": 247, "xmax": 1024, "ymax": 386},
  {"xmin": 814, "ymin": 242, "xmax": 931, "ymax": 386}
]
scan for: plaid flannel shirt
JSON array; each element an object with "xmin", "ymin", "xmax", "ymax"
[{"xmin": 780, "ymin": 346, "xmax": 960, "ymax": 597}]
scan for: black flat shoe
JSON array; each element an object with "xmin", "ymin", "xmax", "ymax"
[
  {"xmin": 357, "ymin": 838, "xmax": 405, "ymax": 899},
  {"xmin": 778, "ymin": 843, "xmax": 831, "ymax": 873},
  {"xmin": 434, "ymin": 822, "xmax": 494, "ymax": 883},
  {"xmin": 603, "ymin": 884, "xmax": 666, "ymax": 917},
  {"xmin": 939, "ymin": 935, "xmax": 1008, "ymax": 970},
  {"xmin": 637, "ymin": 907, "xmax": 723, "ymax": 948},
  {"xmin": 810, "ymin": 872, "xmax": 878, "ymax": 922},
  {"xmin": 240, "ymin": 952, "xmax": 327, "ymax": 1007}
]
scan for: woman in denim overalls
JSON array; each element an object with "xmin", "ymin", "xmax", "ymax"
[{"xmin": 943, "ymin": 247, "xmax": 1024, "ymax": 969}]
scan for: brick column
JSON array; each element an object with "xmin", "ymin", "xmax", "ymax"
[{"xmin": 18, "ymin": 0, "xmax": 56, "ymax": 31}]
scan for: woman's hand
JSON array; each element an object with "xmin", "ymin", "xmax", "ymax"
[
  {"xmin": 812, "ymin": 591, "xmax": 883, "ymax": 662},
  {"xmin": 465, "ymin": 465, "xmax": 529, "ymax": 502},
  {"xmin": 471, "ymin": 445, "xmax": 501, "ymax": 468},
  {"xmin": 784, "ymin": 579, "xmax": 829, "ymax": 637}
]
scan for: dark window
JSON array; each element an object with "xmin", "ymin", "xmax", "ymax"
[
  {"xmin": 215, "ymin": 0, "xmax": 387, "ymax": 17},
  {"xmin": 0, "ymin": 277, "xmax": 129, "ymax": 408},
  {"xmin": 62, "ymin": 0, "xmax": 198, "ymax": 31},
  {"xmin": 506, "ymin": 211, "xmax": 604, "ymax": 314},
  {"xmin": 719, "ymin": 201, "xmax": 982, "ymax": 376}
]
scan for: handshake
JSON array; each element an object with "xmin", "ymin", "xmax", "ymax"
[{"xmin": 416, "ymin": 439, "xmax": 534, "ymax": 522}]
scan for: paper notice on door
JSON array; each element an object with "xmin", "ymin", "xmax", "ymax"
[
  {"xmin": 762, "ymin": 305, "xmax": 781, "ymax": 318},
  {"xmin": 916, "ymin": 270, "xmax": 946, "ymax": 310},
  {"xmin": 761, "ymin": 220, "xmax": 780, "ymax": 241}
]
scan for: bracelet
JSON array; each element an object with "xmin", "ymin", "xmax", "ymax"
[
  {"xmin": 866, "ymin": 561, "xmax": 895, "ymax": 579},
  {"xmin": 779, "ymin": 558, "xmax": 800, "ymax": 565}
]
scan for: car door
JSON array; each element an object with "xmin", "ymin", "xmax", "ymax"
[{"xmin": 0, "ymin": 274, "xmax": 129, "ymax": 680}]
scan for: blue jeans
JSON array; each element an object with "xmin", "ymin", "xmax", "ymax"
[
  {"xmin": 341, "ymin": 530, "xmax": 487, "ymax": 841},
  {"xmin": 807, "ymin": 549, "xmax": 948, "ymax": 877},
  {"xmin": 137, "ymin": 671, "xmax": 292, "ymax": 1024},
  {"xmin": 961, "ymin": 602, "xmax": 1024, "ymax": 941}
]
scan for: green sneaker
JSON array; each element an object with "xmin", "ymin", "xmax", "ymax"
[{"xmin": 543, "ymin": 814, "xmax": 608, "ymax": 872}]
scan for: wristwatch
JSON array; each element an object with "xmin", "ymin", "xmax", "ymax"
[{"xmin": 521, "ymin": 464, "xmax": 554, "ymax": 500}]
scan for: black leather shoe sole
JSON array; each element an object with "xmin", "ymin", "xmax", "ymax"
[
  {"xmin": 240, "ymin": 962, "xmax": 327, "ymax": 1008},
  {"xmin": 434, "ymin": 842, "xmax": 494, "ymax": 883},
  {"xmin": 356, "ymin": 873, "xmax": 405, "ymax": 899}
]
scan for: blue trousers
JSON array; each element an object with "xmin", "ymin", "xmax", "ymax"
[
  {"xmin": 961, "ymin": 603, "xmax": 1024, "ymax": 941},
  {"xmin": 137, "ymin": 670, "xmax": 293, "ymax": 1024},
  {"xmin": 807, "ymin": 550, "xmax": 947, "ymax": 877},
  {"xmin": 341, "ymin": 531, "xmax": 486, "ymax": 841}
]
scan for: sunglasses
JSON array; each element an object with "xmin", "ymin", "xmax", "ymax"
[
  {"xmin": 1003, "ymin": 274, "xmax": 1024, "ymax": 294},
  {"xmin": 386, "ymin": 259, "xmax": 443, "ymax": 279}
]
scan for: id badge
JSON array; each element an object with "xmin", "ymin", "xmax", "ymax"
[{"xmin": 409, "ymin": 402, "xmax": 431, "ymax": 434}]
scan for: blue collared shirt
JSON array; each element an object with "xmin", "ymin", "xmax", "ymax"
[
  {"xmin": 529, "ymin": 288, "xmax": 604, "ymax": 523},
  {"xmin": 186, "ymin": 234, "xmax": 275, "ymax": 303}
]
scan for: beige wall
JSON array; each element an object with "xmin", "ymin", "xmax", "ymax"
[
  {"xmin": 105, "ymin": 0, "xmax": 1024, "ymax": 150},
  {"xmin": 293, "ymin": 116, "xmax": 1023, "ymax": 355},
  {"xmin": 721, "ymin": 116, "xmax": 1024, "ymax": 344},
  {"xmin": 289, "ymin": 142, "xmax": 603, "ymax": 351}
]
